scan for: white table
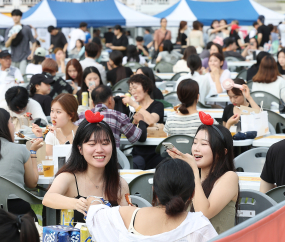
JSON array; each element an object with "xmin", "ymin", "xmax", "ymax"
[
  {"xmin": 155, "ymin": 73, "xmax": 175, "ymax": 80},
  {"xmin": 237, "ymin": 172, "xmax": 260, "ymax": 191},
  {"xmin": 205, "ymin": 94, "xmax": 230, "ymax": 103},
  {"xmin": 227, "ymin": 61, "xmax": 256, "ymax": 67},
  {"xmin": 252, "ymin": 134, "xmax": 285, "ymax": 147},
  {"xmin": 120, "ymin": 137, "xmax": 253, "ymax": 147}
]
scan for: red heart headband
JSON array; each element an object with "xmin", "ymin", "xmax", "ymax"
[
  {"xmin": 85, "ymin": 110, "xmax": 104, "ymax": 123},
  {"xmin": 199, "ymin": 111, "xmax": 214, "ymax": 125}
]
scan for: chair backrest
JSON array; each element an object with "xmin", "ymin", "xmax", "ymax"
[
  {"xmin": 154, "ymin": 61, "xmax": 174, "ymax": 73},
  {"xmin": 250, "ymin": 91, "xmax": 279, "ymax": 109},
  {"xmin": 247, "ymin": 80, "xmax": 253, "ymax": 91},
  {"xmin": 170, "ymin": 72, "xmax": 188, "ymax": 81},
  {"xmin": 197, "ymin": 101, "xmax": 212, "ymax": 109},
  {"xmin": 236, "ymin": 69, "xmax": 247, "ymax": 80},
  {"xmin": 266, "ymin": 185, "xmax": 285, "ymax": 203},
  {"xmin": 111, "ymin": 78, "xmax": 130, "ymax": 92},
  {"xmin": 129, "ymin": 173, "xmax": 154, "ymax": 203},
  {"xmin": 237, "ymin": 189, "xmax": 277, "ymax": 224},
  {"xmin": 265, "ymin": 109, "xmax": 285, "ymax": 133},
  {"xmin": 155, "ymin": 135, "xmax": 194, "ymax": 157},
  {"xmin": 0, "ymin": 176, "xmax": 42, "ymax": 211},
  {"xmin": 112, "ymin": 90, "xmax": 125, "ymax": 97},
  {"xmin": 225, "ymin": 57, "xmax": 245, "ymax": 72},
  {"xmin": 234, "ymin": 147, "xmax": 269, "ymax": 173},
  {"xmin": 164, "ymin": 92, "xmax": 180, "ymax": 107},
  {"xmin": 23, "ymin": 74, "xmax": 33, "ymax": 83},
  {"xmin": 124, "ymin": 62, "xmax": 143, "ymax": 69},
  {"xmin": 116, "ymin": 148, "xmax": 130, "ymax": 169},
  {"xmin": 130, "ymin": 195, "xmax": 152, "ymax": 207},
  {"xmin": 268, "ymin": 122, "xmax": 276, "ymax": 134}
]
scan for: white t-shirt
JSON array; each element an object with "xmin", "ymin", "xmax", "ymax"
[
  {"xmin": 173, "ymin": 59, "xmax": 190, "ymax": 73},
  {"xmin": 122, "ymin": 56, "xmax": 146, "ymax": 66},
  {"xmin": 0, "ymin": 98, "xmax": 47, "ymax": 123},
  {"xmin": 205, "ymin": 69, "xmax": 231, "ymax": 96},
  {"xmin": 86, "ymin": 205, "xmax": 218, "ymax": 242},
  {"xmin": 25, "ymin": 63, "xmax": 43, "ymax": 79},
  {"xmin": 68, "ymin": 28, "xmax": 86, "ymax": 51},
  {"xmin": 45, "ymin": 129, "xmax": 75, "ymax": 146},
  {"xmin": 278, "ymin": 24, "xmax": 285, "ymax": 47}
]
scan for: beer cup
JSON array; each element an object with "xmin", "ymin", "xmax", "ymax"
[{"xmin": 42, "ymin": 160, "xmax": 54, "ymax": 177}]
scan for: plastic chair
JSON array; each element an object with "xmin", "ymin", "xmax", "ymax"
[
  {"xmin": 154, "ymin": 61, "xmax": 174, "ymax": 73},
  {"xmin": 23, "ymin": 74, "xmax": 33, "ymax": 83},
  {"xmin": 155, "ymin": 135, "xmax": 194, "ymax": 157},
  {"xmin": 117, "ymin": 148, "xmax": 130, "ymax": 169},
  {"xmin": 129, "ymin": 173, "xmax": 154, "ymax": 203},
  {"xmin": 197, "ymin": 101, "xmax": 212, "ymax": 109},
  {"xmin": 112, "ymin": 90, "xmax": 125, "ymax": 97},
  {"xmin": 124, "ymin": 62, "xmax": 143, "ymax": 69},
  {"xmin": 266, "ymin": 185, "xmax": 285, "ymax": 203},
  {"xmin": 225, "ymin": 56, "xmax": 245, "ymax": 72},
  {"xmin": 111, "ymin": 78, "xmax": 129, "ymax": 92},
  {"xmin": 164, "ymin": 92, "xmax": 180, "ymax": 107},
  {"xmin": 234, "ymin": 147, "xmax": 269, "ymax": 173},
  {"xmin": 250, "ymin": 91, "xmax": 279, "ymax": 109},
  {"xmin": 170, "ymin": 71, "xmax": 188, "ymax": 81},
  {"xmin": 265, "ymin": 109, "xmax": 285, "ymax": 134},
  {"xmin": 268, "ymin": 122, "xmax": 276, "ymax": 135},
  {"xmin": 237, "ymin": 189, "xmax": 277, "ymax": 224},
  {"xmin": 236, "ymin": 69, "xmax": 247, "ymax": 80},
  {"xmin": 247, "ymin": 80, "xmax": 253, "ymax": 91},
  {"xmin": 130, "ymin": 195, "xmax": 152, "ymax": 207}
]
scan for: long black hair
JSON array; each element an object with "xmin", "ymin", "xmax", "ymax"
[
  {"xmin": 126, "ymin": 45, "xmax": 140, "ymax": 63},
  {"xmin": 0, "ymin": 209, "xmax": 39, "ymax": 242},
  {"xmin": 56, "ymin": 119, "xmax": 121, "ymax": 205},
  {"xmin": 0, "ymin": 108, "xmax": 12, "ymax": 160},
  {"xmin": 277, "ymin": 49, "xmax": 285, "ymax": 74},
  {"xmin": 109, "ymin": 50, "xmax": 126, "ymax": 84},
  {"xmin": 152, "ymin": 158, "xmax": 195, "ymax": 216},
  {"xmin": 77, "ymin": 66, "xmax": 103, "ymax": 105}
]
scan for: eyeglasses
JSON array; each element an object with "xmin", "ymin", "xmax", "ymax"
[{"xmin": 2, "ymin": 57, "xmax": 12, "ymax": 61}]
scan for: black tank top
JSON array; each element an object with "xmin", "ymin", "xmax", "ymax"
[{"xmin": 73, "ymin": 173, "xmax": 86, "ymax": 223}]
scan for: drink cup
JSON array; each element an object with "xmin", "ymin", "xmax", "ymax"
[{"xmin": 42, "ymin": 160, "xmax": 54, "ymax": 177}]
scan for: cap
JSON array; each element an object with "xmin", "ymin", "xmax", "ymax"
[
  {"xmin": 258, "ymin": 15, "xmax": 265, "ymax": 24},
  {"xmin": 0, "ymin": 50, "xmax": 11, "ymax": 58},
  {"xmin": 30, "ymin": 74, "xmax": 54, "ymax": 86},
  {"xmin": 223, "ymin": 37, "xmax": 235, "ymax": 47},
  {"xmin": 34, "ymin": 47, "xmax": 46, "ymax": 57},
  {"xmin": 231, "ymin": 24, "xmax": 240, "ymax": 31}
]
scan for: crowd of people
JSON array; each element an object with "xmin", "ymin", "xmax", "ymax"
[{"xmin": 1, "ymin": 7, "xmax": 285, "ymax": 242}]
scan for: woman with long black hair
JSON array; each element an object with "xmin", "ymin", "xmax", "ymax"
[
  {"xmin": 168, "ymin": 121, "xmax": 239, "ymax": 234},
  {"xmin": 122, "ymin": 45, "xmax": 146, "ymax": 66},
  {"xmin": 42, "ymin": 113, "xmax": 129, "ymax": 223}
]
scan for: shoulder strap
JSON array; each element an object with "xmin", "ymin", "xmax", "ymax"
[
  {"xmin": 73, "ymin": 173, "xmax": 80, "ymax": 197},
  {"xmin": 128, "ymin": 208, "xmax": 141, "ymax": 231},
  {"xmin": 158, "ymin": 30, "xmax": 169, "ymax": 48}
]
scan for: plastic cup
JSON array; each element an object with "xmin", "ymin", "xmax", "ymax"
[{"xmin": 42, "ymin": 160, "xmax": 54, "ymax": 177}]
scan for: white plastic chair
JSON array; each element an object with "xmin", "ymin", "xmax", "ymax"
[
  {"xmin": 130, "ymin": 195, "xmax": 152, "ymax": 207},
  {"xmin": 117, "ymin": 148, "xmax": 130, "ymax": 169}
]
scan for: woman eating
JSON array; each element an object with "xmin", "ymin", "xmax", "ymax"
[
  {"xmin": 77, "ymin": 66, "xmax": 104, "ymax": 105},
  {"xmin": 32, "ymin": 93, "xmax": 78, "ymax": 156},
  {"xmin": 0, "ymin": 108, "xmax": 43, "ymax": 220},
  {"xmin": 42, "ymin": 113, "xmax": 129, "ymax": 223},
  {"xmin": 66, "ymin": 59, "xmax": 83, "ymax": 94},
  {"xmin": 122, "ymin": 74, "xmax": 164, "ymax": 169},
  {"xmin": 168, "ymin": 118, "xmax": 239, "ymax": 234},
  {"xmin": 222, "ymin": 79, "xmax": 259, "ymax": 130},
  {"xmin": 241, "ymin": 38, "xmax": 262, "ymax": 60},
  {"xmin": 86, "ymin": 158, "xmax": 218, "ymax": 241}
]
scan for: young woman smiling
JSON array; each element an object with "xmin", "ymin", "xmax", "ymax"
[
  {"xmin": 167, "ymin": 124, "xmax": 239, "ymax": 234},
  {"xmin": 32, "ymin": 93, "xmax": 79, "ymax": 156},
  {"xmin": 42, "ymin": 116, "xmax": 129, "ymax": 223},
  {"xmin": 222, "ymin": 78, "xmax": 259, "ymax": 130}
]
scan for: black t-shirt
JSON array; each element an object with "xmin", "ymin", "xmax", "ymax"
[
  {"xmin": 177, "ymin": 33, "xmax": 187, "ymax": 46},
  {"xmin": 261, "ymin": 139, "xmax": 285, "ymax": 186},
  {"xmin": 137, "ymin": 45, "xmax": 149, "ymax": 57},
  {"xmin": 230, "ymin": 31, "xmax": 241, "ymax": 48},
  {"xmin": 50, "ymin": 31, "xmax": 67, "ymax": 50},
  {"xmin": 112, "ymin": 35, "xmax": 129, "ymax": 56},
  {"xmin": 152, "ymin": 87, "xmax": 164, "ymax": 100},
  {"xmin": 104, "ymin": 32, "xmax": 114, "ymax": 44},
  {"xmin": 32, "ymin": 94, "xmax": 52, "ymax": 116},
  {"xmin": 107, "ymin": 67, "xmax": 133, "ymax": 86},
  {"xmin": 223, "ymin": 51, "xmax": 245, "ymax": 61},
  {"xmin": 257, "ymin": 25, "xmax": 271, "ymax": 47}
]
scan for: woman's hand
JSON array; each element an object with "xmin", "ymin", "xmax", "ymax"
[
  {"xmin": 70, "ymin": 81, "xmax": 78, "ymax": 94},
  {"xmin": 88, "ymin": 84, "xmax": 96, "ymax": 93},
  {"xmin": 74, "ymin": 197, "xmax": 88, "ymax": 216},
  {"xmin": 240, "ymin": 84, "xmax": 251, "ymax": 100},
  {"xmin": 226, "ymin": 113, "xmax": 240, "ymax": 129},
  {"xmin": 166, "ymin": 147, "xmax": 199, "ymax": 176},
  {"xmin": 121, "ymin": 95, "xmax": 137, "ymax": 108},
  {"xmin": 133, "ymin": 113, "xmax": 144, "ymax": 124},
  {"xmin": 32, "ymin": 123, "xmax": 43, "ymax": 138},
  {"xmin": 210, "ymin": 67, "xmax": 220, "ymax": 78},
  {"xmin": 30, "ymin": 138, "xmax": 43, "ymax": 151}
]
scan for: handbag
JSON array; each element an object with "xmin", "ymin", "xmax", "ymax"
[
  {"xmin": 11, "ymin": 28, "xmax": 24, "ymax": 47},
  {"xmin": 151, "ymin": 30, "xmax": 169, "ymax": 60}
]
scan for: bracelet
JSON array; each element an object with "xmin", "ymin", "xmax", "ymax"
[
  {"xmin": 135, "ymin": 105, "xmax": 142, "ymax": 113},
  {"xmin": 31, "ymin": 156, "xmax": 37, "ymax": 158},
  {"xmin": 90, "ymin": 199, "xmax": 103, "ymax": 205},
  {"xmin": 30, "ymin": 150, "xmax": 36, "ymax": 154}
]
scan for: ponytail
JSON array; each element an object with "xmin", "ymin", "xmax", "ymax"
[
  {"xmin": 29, "ymin": 84, "xmax": 37, "ymax": 97},
  {"xmin": 179, "ymin": 103, "xmax": 189, "ymax": 114},
  {"xmin": 0, "ymin": 209, "xmax": 39, "ymax": 242},
  {"xmin": 165, "ymin": 196, "xmax": 186, "ymax": 216}
]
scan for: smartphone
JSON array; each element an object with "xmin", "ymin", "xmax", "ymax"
[
  {"xmin": 66, "ymin": 79, "xmax": 72, "ymax": 84},
  {"xmin": 89, "ymin": 81, "xmax": 95, "ymax": 88},
  {"xmin": 162, "ymin": 142, "xmax": 180, "ymax": 155}
]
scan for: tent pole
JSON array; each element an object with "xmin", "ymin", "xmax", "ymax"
[{"xmin": 90, "ymin": 26, "xmax": 94, "ymax": 39}]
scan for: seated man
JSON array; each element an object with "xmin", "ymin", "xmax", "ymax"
[
  {"xmin": 136, "ymin": 36, "xmax": 149, "ymax": 57},
  {"xmin": 260, "ymin": 140, "xmax": 285, "ymax": 193},
  {"xmin": 76, "ymin": 85, "xmax": 148, "ymax": 148},
  {"xmin": 223, "ymin": 37, "xmax": 245, "ymax": 61},
  {"xmin": 0, "ymin": 50, "xmax": 23, "ymax": 106},
  {"xmin": 1, "ymin": 86, "xmax": 47, "ymax": 124}
]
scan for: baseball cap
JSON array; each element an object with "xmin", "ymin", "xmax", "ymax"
[
  {"xmin": 258, "ymin": 15, "xmax": 265, "ymax": 24},
  {"xmin": 35, "ymin": 47, "xmax": 46, "ymax": 57},
  {"xmin": 231, "ymin": 24, "xmax": 240, "ymax": 31},
  {"xmin": 30, "ymin": 74, "xmax": 54, "ymax": 85},
  {"xmin": 0, "ymin": 50, "xmax": 11, "ymax": 58}
]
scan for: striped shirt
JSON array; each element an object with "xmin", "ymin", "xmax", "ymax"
[{"xmin": 164, "ymin": 113, "xmax": 203, "ymax": 137}]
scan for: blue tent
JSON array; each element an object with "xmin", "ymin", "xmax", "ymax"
[
  {"xmin": 22, "ymin": 0, "xmax": 159, "ymax": 28},
  {"xmin": 155, "ymin": 0, "xmax": 285, "ymax": 26}
]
